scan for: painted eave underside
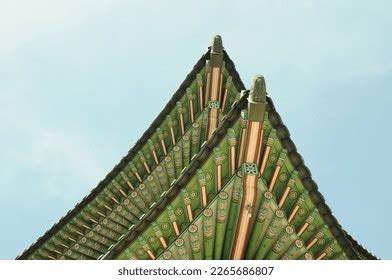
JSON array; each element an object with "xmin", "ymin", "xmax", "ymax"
[{"xmin": 17, "ymin": 47, "xmax": 376, "ymax": 260}]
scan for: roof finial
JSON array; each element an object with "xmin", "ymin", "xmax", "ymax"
[
  {"xmin": 248, "ymin": 75, "xmax": 267, "ymax": 122},
  {"xmin": 210, "ymin": 35, "xmax": 223, "ymax": 67},
  {"xmin": 250, "ymin": 75, "xmax": 266, "ymax": 103},
  {"xmin": 212, "ymin": 35, "xmax": 223, "ymax": 53}
]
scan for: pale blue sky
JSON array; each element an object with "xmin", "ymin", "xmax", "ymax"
[{"xmin": 1, "ymin": 0, "xmax": 391, "ymax": 259}]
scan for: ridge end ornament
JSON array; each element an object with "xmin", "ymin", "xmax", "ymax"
[{"xmin": 248, "ymin": 75, "xmax": 267, "ymax": 122}]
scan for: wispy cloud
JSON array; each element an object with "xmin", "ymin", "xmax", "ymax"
[
  {"xmin": 1, "ymin": 0, "xmax": 391, "ymax": 259},
  {"xmin": 0, "ymin": 0, "xmax": 118, "ymax": 56},
  {"xmin": 0, "ymin": 92, "xmax": 105, "ymax": 199}
]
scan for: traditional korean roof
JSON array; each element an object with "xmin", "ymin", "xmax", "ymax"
[{"xmin": 17, "ymin": 36, "xmax": 376, "ymax": 260}]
